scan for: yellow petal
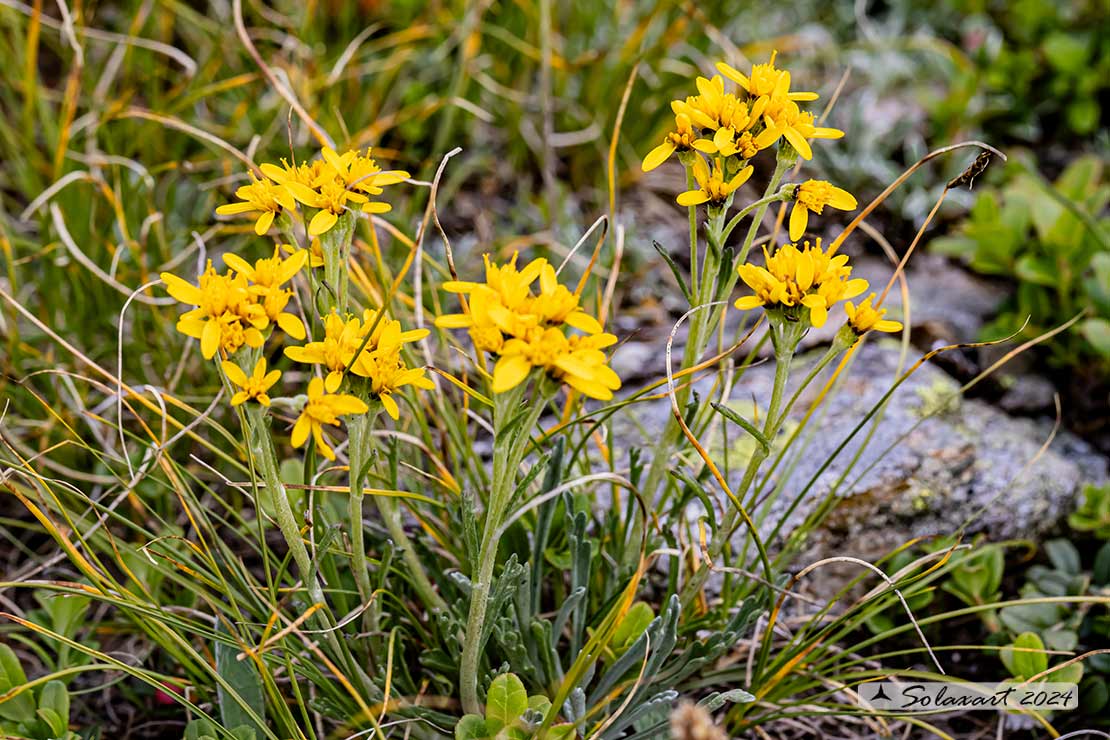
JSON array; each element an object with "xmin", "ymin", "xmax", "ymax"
[
  {"xmin": 309, "ymin": 210, "xmax": 339, "ymax": 237},
  {"xmin": 789, "ymin": 203, "xmax": 808, "ymax": 242},
  {"xmin": 221, "ymin": 360, "xmax": 248, "ymax": 387},
  {"xmin": 291, "ymin": 415, "xmax": 311, "ymax": 448},
  {"xmin": 783, "ymin": 128, "xmax": 813, "ymax": 161},
  {"xmin": 325, "ymin": 370, "xmax": 343, "ymax": 393},
  {"xmin": 215, "ymin": 202, "xmax": 256, "ymax": 215},
  {"xmin": 492, "ymin": 355, "xmax": 532, "ymax": 394},
  {"xmin": 565, "ymin": 311, "xmax": 603, "ymax": 334},
  {"xmin": 160, "ymin": 272, "xmax": 203, "ymax": 304},
  {"xmin": 380, "ymin": 393, "xmax": 399, "ymax": 420},
  {"xmin": 278, "ymin": 312, "xmax": 306, "ymax": 340},
  {"xmin": 828, "ymin": 186, "xmax": 858, "ymax": 210},
  {"xmin": 676, "ymin": 190, "xmax": 709, "ymax": 206},
  {"xmin": 641, "ymin": 142, "xmax": 675, "ymax": 172},
  {"xmin": 201, "ymin": 319, "xmax": 221, "ymax": 359},
  {"xmin": 255, "ymin": 210, "xmax": 275, "ymax": 235},
  {"xmin": 361, "ymin": 201, "xmax": 392, "ymax": 214},
  {"xmin": 734, "ymin": 295, "xmax": 764, "ymax": 311}
]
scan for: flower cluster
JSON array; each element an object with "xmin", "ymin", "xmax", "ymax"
[
  {"xmin": 161, "ymin": 248, "xmax": 307, "ymax": 360},
  {"xmin": 643, "ymin": 52, "xmax": 842, "ymax": 181},
  {"xmin": 435, "ymin": 254, "xmax": 621, "ymax": 400},
  {"xmin": 734, "ymin": 239, "xmax": 869, "ymax": 328},
  {"xmin": 642, "ymin": 52, "xmax": 858, "ymax": 239},
  {"xmin": 285, "ymin": 309, "xmax": 433, "ymax": 420},
  {"xmin": 217, "ymin": 147, "xmax": 408, "ymax": 237}
]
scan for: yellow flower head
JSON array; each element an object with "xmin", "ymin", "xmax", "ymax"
[
  {"xmin": 435, "ymin": 252, "xmax": 548, "ymax": 337},
  {"xmin": 222, "ymin": 357, "xmax": 281, "ymax": 406},
  {"xmin": 284, "ymin": 178, "xmax": 368, "ymax": 237},
  {"xmin": 845, "ymin": 293, "xmax": 903, "ymax": 335},
  {"xmin": 320, "ymin": 146, "xmax": 409, "ymax": 214},
  {"xmin": 789, "ymin": 180, "xmax": 858, "ymax": 241},
  {"xmin": 676, "ymin": 157, "xmax": 754, "ymax": 207},
  {"xmin": 222, "ymin": 247, "xmax": 307, "ymax": 340},
  {"xmin": 260, "ymin": 158, "xmax": 329, "ymax": 190},
  {"xmin": 224, "ymin": 246, "xmax": 306, "ymax": 289},
  {"xmin": 285, "ymin": 310, "xmax": 428, "ymax": 393},
  {"xmin": 437, "ymin": 253, "xmax": 617, "ymax": 398},
  {"xmin": 283, "ymin": 240, "xmax": 325, "ymax": 268},
  {"xmin": 642, "ymin": 112, "xmax": 700, "ymax": 172},
  {"xmin": 349, "ymin": 322, "xmax": 435, "ymax": 420},
  {"xmin": 215, "ymin": 173, "xmax": 296, "ymax": 235},
  {"xmin": 716, "ymin": 51, "xmax": 818, "ymax": 104},
  {"xmin": 291, "ymin": 377, "xmax": 369, "ymax": 460},
  {"xmin": 761, "ymin": 100, "xmax": 844, "ymax": 161},
  {"xmin": 493, "ymin": 327, "xmax": 621, "ymax": 400},
  {"xmin": 735, "ymin": 239, "xmax": 868, "ymax": 328},
  {"xmin": 161, "ymin": 262, "xmax": 268, "ymax": 359},
  {"xmin": 532, "ymin": 264, "xmax": 604, "ymax": 334}
]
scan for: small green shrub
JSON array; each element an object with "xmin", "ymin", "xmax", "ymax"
[{"xmin": 931, "ymin": 154, "xmax": 1110, "ymax": 368}]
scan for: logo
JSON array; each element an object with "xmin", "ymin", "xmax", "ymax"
[{"xmin": 861, "ymin": 681, "xmax": 1078, "ymax": 712}]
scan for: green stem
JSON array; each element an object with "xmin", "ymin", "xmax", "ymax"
[
  {"xmin": 678, "ymin": 322, "xmax": 798, "ymax": 609},
  {"xmin": 459, "ymin": 381, "xmax": 547, "ymax": 714},
  {"xmin": 347, "ymin": 413, "xmax": 377, "ymax": 627},
  {"xmin": 686, "ymin": 164, "xmax": 699, "ymax": 298}
]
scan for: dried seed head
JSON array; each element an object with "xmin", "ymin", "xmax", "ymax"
[{"xmin": 669, "ymin": 700, "xmax": 728, "ymax": 740}]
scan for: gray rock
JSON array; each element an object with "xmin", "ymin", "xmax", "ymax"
[{"xmin": 615, "ymin": 339, "xmax": 1107, "ymax": 572}]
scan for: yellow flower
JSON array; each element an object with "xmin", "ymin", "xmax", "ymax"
[
  {"xmin": 161, "ymin": 262, "xmax": 267, "ymax": 359},
  {"xmin": 222, "ymin": 357, "xmax": 281, "ymax": 406},
  {"xmin": 223, "ymin": 247, "xmax": 308, "ymax": 340},
  {"xmin": 215, "ymin": 173, "xmax": 296, "ymax": 235},
  {"xmin": 436, "ymin": 253, "xmax": 547, "ymax": 332},
  {"xmin": 676, "ymin": 157, "xmax": 753, "ymax": 206},
  {"xmin": 789, "ymin": 180, "xmax": 858, "ymax": 241},
  {"xmin": 320, "ymin": 146, "xmax": 409, "ymax": 214},
  {"xmin": 532, "ymin": 263, "xmax": 603, "ymax": 333},
  {"xmin": 260, "ymin": 158, "xmax": 329, "ymax": 190},
  {"xmin": 845, "ymin": 293, "xmax": 903, "ymax": 335},
  {"xmin": 291, "ymin": 377, "xmax": 369, "ymax": 460},
  {"xmin": 493, "ymin": 327, "xmax": 621, "ymax": 400},
  {"xmin": 284, "ymin": 179, "xmax": 368, "ymax": 237},
  {"xmin": 716, "ymin": 51, "xmax": 818, "ymax": 104},
  {"xmin": 285, "ymin": 311, "xmax": 365, "ymax": 392},
  {"xmin": 349, "ymin": 322, "xmax": 435, "ymax": 420},
  {"xmin": 761, "ymin": 100, "xmax": 843, "ymax": 161},
  {"xmin": 283, "ymin": 240, "xmax": 325, "ymax": 268},
  {"xmin": 285, "ymin": 310, "xmax": 428, "ymax": 393},
  {"xmin": 223, "ymin": 246, "xmax": 306, "ymax": 289},
  {"xmin": 642, "ymin": 112, "xmax": 700, "ymax": 172},
  {"xmin": 734, "ymin": 239, "xmax": 868, "ymax": 328}
]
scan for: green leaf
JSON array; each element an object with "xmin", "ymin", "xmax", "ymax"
[
  {"xmin": 1093, "ymin": 542, "xmax": 1110, "ymax": 586},
  {"xmin": 1002, "ymin": 632, "xmax": 1048, "ymax": 680},
  {"xmin": 1081, "ymin": 318, "xmax": 1110, "ymax": 357},
  {"xmin": 39, "ymin": 680, "xmax": 70, "ymax": 734},
  {"xmin": 697, "ymin": 688, "xmax": 756, "ymax": 711},
  {"xmin": 1044, "ymin": 539, "xmax": 1081, "ymax": 575},
  {"xmin": 1043, "ymin": 32, "xmax": 1090, "ymax": 74},
  {"xmin": 710, "ymin": 402, "xmax": 771, "ymax": 454},
  {"xmin": 0, "ymin": 643, "xmax": 36, "ymax": 723},
  {"xmin": 485, "ymin": 673, "xmax": 528, "ymax": 729},
  {"xmin": 215, "ymin": 625, "xmax": 266, "ymax": 737},
  {"xmin": 611, "ymin": 602, "xmax": 654, "ymax": 651},
  {"xmin": 652, "ymin": 241, "xmax": 692, "ymax": 303},
  {"xmin": 1014, "ymin": 255, "xmax": 1057, "ymax": 287},
  {"xmin": 455, "ymin": 714, "xmax": 492, "ymax": 740},
  {"xmin": 1080, "ymin": 677, "xmax": 1109, "ymax": 714},
  {"xmin": 547, "ymin": 723, "xmax": 577, "ymax": 740},
  {"xmin": 37, "ymin": 707, "xmax": 67, "ymax": 737},
  {"xmin": 1046, "ymin": 661, "xmax": 1084, "ymax": 685}
]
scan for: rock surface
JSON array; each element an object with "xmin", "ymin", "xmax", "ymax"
[{"xmin": 613, "ymin": 338, "xmax": 1108, "ymax": 571}]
